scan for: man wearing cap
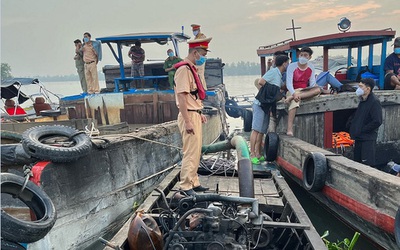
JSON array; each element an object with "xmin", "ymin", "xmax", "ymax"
[
  {"xmin": 74, "ymin": 39, "xmax": 87, "ymax": 93},
  {"xmin": 349, "ymin": 78, "xmax": 382, "ymax": 168},
  {"xmin": 384, "ymin": 37, "xmax": 400, "ymax": 90},
  {"xmin": 191, "ymin": 24, "xmax": 208, "ymax": 90},
  {"xmin": 191, "ymin": 24, "xmax": 206, "ymax": 40},
  {"xmin": 174, "ymin": 37, "xmax": 212, "ymax": 195},
  {"xmin": 163, "ymin": 49, "xmax": 182, "ymax": 89},
  {"xmin": 82, "ymin": 32, "xmax": 102, "ymax": 94}
]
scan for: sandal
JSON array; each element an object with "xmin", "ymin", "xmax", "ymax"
[
  {"xmin": 251, "ymin": 157, "xmax": 261, "ymax": 165},
  {"xmin": 258, "ymin": 156, "xmax": 266, "ymax": 162}
]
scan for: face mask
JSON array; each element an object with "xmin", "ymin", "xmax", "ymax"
[
  {"xmin": 193, "ymin": 30, "xmax": 199, "ymax": 36},
  {"xmin": 298, "ymin": 57, "xmax": 308, "ymax": 65},
  {"xmin": 83, "ymin": 37, "xmax": 89, "ymax": 43},
  {"xmin": 395, "ymin": 48, "xmax": 400, "ymax": 54},
  {"xmin": 195, "ymin": 55, "xmax": 207, "ymax": 66},
  {"xmin": 168, "ymin": 52, "xmax": 174, "ymax": 57},
  {"xmin": 355, "ymin": 87, "xmax": 364, "ymax": 96}
]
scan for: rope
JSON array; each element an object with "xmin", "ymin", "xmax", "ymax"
[
  {"xmin": 14, "ymin": 164, "xmax": 34, "ymax": 199},
  {"xmin": 84, "ymin": 122, "xmax": 100, "ymax": 137},
  {"xmin": 122, "ymin": 134, "xmax": 182, "ymax": 150}
]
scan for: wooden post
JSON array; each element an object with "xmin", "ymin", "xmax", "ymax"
[{"xmin": 324, "ymin": 111, "xmax": 333, "ymax": 148}]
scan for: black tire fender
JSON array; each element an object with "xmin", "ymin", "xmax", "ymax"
[
  {"xmin": 395, "ymin": 207, "xmax": 400, "ymax": 247},
  {"xmin": 1, "ymin": 131, "xmax": 23, "ymax": 144},
  {"xmin": 302, "ymin": 152, "xmax": 327, "ymax": 192},
  {"xmin": 264, "ymin": 132, "xmax": 279, "ymax": 161},
  {"xmin": 243, "ymin": 109, "xmax": 253, "ymax": 132},
  {"xmin": 1, "ymin": 238, "xmax": 26, "ymax": 250},
  {"xmin": 225, "ymin": 99, "xmax": 241, "ymax": 118},
  {"xmin": 22, "ymin": 125, "xmax": 92, "ymax": 163},
  {"xmin": 1, "ymin": 173, "xmax": 57, "ymax": 243}
]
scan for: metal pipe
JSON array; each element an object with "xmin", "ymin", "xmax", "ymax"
[{"xmin": 201, "ymin": 136, "xmax": 254, "ymax": 198}]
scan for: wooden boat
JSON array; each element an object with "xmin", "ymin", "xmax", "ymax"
[
  {"xmin": 257, "ymin": 26, "xmax": 400, "ymax": 249},
  {"xmin": 101, "ymin": 135, "xmax": 327, "ymax": 250},
  {"xmin": 1, "ymin": 32, "xmax": 229, "ymax": 249}
]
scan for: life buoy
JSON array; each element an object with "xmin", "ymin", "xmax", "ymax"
[
  {"xmin": 243, "ymin": 109, "xmax": 252, "ymax": 132},
  {"xmin": 264, "ymin": 132, "xmax": 279, "ymax": 162},
  {"xmin": 1, "ymin": 173, "xmax": 57, "ymax": 243},
  {"xmin": 22, "ymin": 125, "xmax": 92, "ymax": 163},
  {"xmin": 225, "ymin": 99, "xmax": 241, "ymax": 118},
  {"xmin": 395, "ymin": 207, "xmax": 400, "ymax": 247},
  {"xmin": 302, "ymin": 152, "xmax": 327, "ymax": 192}
]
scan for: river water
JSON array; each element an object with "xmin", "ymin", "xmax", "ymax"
[{"xmin": 16, "ymin": 76, "xmax": 379, "ymax": 249}]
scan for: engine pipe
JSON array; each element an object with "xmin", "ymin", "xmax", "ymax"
[{"xmin": 201, "ymin": 136, "xmax": 254, "ymax": 198}]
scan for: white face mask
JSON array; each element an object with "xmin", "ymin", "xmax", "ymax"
[
  {"xmin": 298, "ymin": 57, "xmax": 308, "ymax": 65},
  {"xmin": 355, "ymin": 87, "xmax": 364, "ymax": 96}
]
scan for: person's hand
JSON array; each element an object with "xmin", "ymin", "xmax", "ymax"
[
  {"xmin": 293, "ymin": 93, "xmax": 301, "ymax": 102},
  {"xmin": 201, "ymin": 114, "xmax": 207, "ymax": 123},
  {"xmin": 185, "ymin": 121, "xmax": 195, "ymax": 134}
]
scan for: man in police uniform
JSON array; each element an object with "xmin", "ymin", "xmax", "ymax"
[
  {"xmin": 191, "ymin": 24, "xmax": 208, "ymax": 90},
  {"xmin": 174, "ymin": 37, "xmax": 212, "ymax": 195},
  {"xmin": 191, "ymin": 24, "xmax": 206, "ymax": 40}
]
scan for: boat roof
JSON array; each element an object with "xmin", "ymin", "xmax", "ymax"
[
  {"xmin": 96, "ymin": 32, "xmax": 191, "ymax": 46},
  {"xmin": 257, "ymin": 29, "xmax": 396, "ymax": 56},
  {"xmin": 1, "ymin": 78, "xmax": 39, "ymax": 88}
]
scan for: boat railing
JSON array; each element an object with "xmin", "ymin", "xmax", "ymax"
[{"xmin": 258, "ymin": 38, "xmax": 293, "ymax": 50}]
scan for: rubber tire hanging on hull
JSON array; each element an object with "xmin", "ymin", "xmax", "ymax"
[
  {"xmin": 395, "ymin": 207, "xmax": 400, "ymax": 247},
  {"xmin": 264, "ymin": 132, "xmax": 279, "ymax": 161},
  {"xmin": 302, "ymin": 152, "xmax": 327, "ymax": 192},
  {"xmin": 243, "ymin": 109, "xmax": 253, "ymax": 132},
  {"xmin": 22, "ymin": 125, "xmax": 92, "ymax": 163},
  {"xmin": 1, "ymin": 173, "xmax": 57, "ymax": 243},
  {"xmin": 1, "ymin": 131, "xmax": 23, "ymax": 144},
  {"xmin": 225, "ymin": 99, "xmax": 241, "ymax": 118}
]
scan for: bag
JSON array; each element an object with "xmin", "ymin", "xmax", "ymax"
[{"xmin": 174, "ymin": 61, "xmax": 206, "ymax": 100}]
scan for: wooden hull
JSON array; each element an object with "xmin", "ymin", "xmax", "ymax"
[
  {"xmin": 271, "ymin": 90, "xmax": 400, "ymax": 249},
  {"xmin": 6, "ymin": 112, "xmax": 223, "ymax": 249}
]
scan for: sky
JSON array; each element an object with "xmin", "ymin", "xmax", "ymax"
[{"xmin": 1, "ymin": 0, "xmax": 399, "ymax": 77}]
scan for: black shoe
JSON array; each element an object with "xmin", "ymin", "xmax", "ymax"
[
  {"xmin": 193, "ymin": 185, "xmax": 209, "ymax": 192},
  {"xmin": 181, "ymin": 189, "xmax": 196, "ymax": 196}
]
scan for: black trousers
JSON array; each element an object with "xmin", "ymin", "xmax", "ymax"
[{"xmin": 354, "ymin": 140, "xmax": 376, "ymax": 167}]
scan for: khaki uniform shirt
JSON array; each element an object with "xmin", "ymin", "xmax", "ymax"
[{"xmin": 174, "ymin": 58, "xmax": 203, "ymax": 110}]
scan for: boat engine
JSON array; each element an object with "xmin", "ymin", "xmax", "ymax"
[{"xmin": 162, "ymin": 194, "xmax": 273, "ymax": 250}]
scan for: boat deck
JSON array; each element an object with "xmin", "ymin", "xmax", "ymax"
[{"xmin": 168, "ymin": 174, "xmax": 284, "ymax": 211}]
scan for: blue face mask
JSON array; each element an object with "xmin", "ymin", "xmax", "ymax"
[
  {"xmin": 168, "ymin": 52, "xmax": 174, "ymax": 57},
  {"xmin": 395, "ymin": 48, "xmax": 400, "ymax": 55},
  {"xmin": 83, "ymin": 37, "xmax": 89, "ymax": 43},
  {"xmin": 193, "ymin": 30, "xmax": 199, "ymax": 36},
  {"xmin": 195, "ymin": 55, "xmax": 207, "ymax": 66},
  {"xmin": 355, "ymin": 87, "xmax": 364, "ymax": 96},
  {"xmin": 298, "ymin": 57, "xmax": 308, "ymax": 65}
]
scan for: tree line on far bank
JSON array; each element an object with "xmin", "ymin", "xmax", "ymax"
[{"xmin": 1, "ymin": 61, "xmax": 260, "ymax": 82}]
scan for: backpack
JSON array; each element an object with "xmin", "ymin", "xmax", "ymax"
[{"xmin": 174, "ymin": 61, "xmax": 206, "ymax": 100}]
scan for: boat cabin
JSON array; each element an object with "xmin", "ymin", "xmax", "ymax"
[{"xmin": 257, "ymin": 29, "xmax": 396, "ymax": 89}]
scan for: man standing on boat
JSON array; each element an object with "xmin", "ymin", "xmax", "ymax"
[
  {"xmin": 163, "ymin": 49, "xmax": 182, "ymax": 89},
  {"xmin": 174, "ymin": 37, "xmax": 212, "ymax": 196},
  {"xmin": 384, "ymin": 37, "xmax": 400, "ymax": 90},
  {"xmin": 285, "ymin": 47, "xmax": 321, "ymax": 136},
  {"xmin": 191, "ymin": 24, "xmax": 207, "ymax": 90},
  {"xmin": 82, "ymin": 32, "xmax": 102, "ymax": 94},
  {"xmin": 349, "ymin": 78, "xmax": 382, "ymax": 167},
  {"xmin": 74, "ymin": 39, "xmax": 87, "ymax": 93},
  {"xmin": 129, "ymin": 41, "xmax": 145, "ymax": 89}
]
